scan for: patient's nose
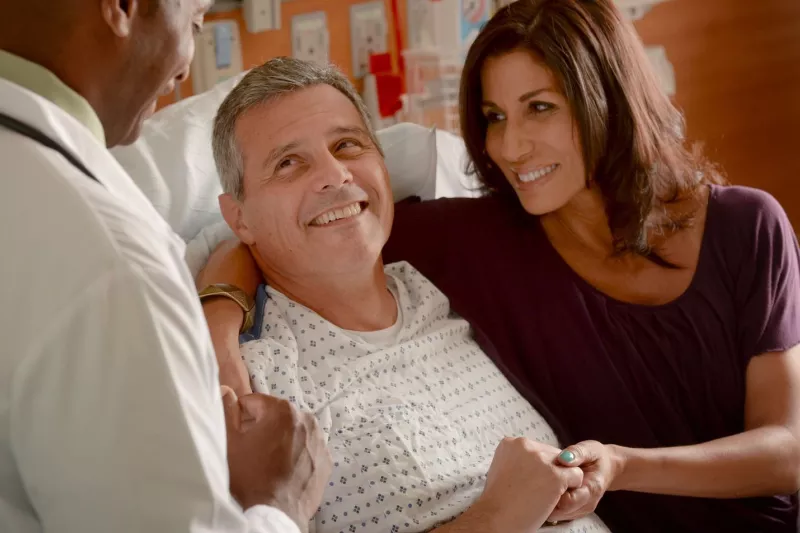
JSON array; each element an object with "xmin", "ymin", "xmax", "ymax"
[{"xmin": 313, "ymin": 154, "xmax": 354, "ymax": 191}]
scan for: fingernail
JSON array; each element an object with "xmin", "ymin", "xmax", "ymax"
[
  {"xmin": 559, "ymin": 450, "xmax": 576, "ymax": 463},
  {"xmin": 221, "ymin": 385, "xmax": 238, "ymax": 403}
]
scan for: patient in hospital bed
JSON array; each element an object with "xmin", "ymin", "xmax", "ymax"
[{"xmin": 210, "ymin": 58, "xmax": 611, "ymax": 533}]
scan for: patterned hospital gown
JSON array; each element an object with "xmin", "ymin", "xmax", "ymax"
[{"xmin": 241, "ymin": 262, "xmax": 611, "ymax": 533}]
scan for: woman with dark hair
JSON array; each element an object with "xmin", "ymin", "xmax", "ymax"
[{"xmin": 384, "ymin": 0, "xmax": 800, "ymax": 531}]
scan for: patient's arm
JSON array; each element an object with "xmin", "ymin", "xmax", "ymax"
[{"xmin": 196, "ymin": 239, "xmax": 262, "ymax": 396}]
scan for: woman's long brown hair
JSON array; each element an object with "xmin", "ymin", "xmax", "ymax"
[{"xmin": 460, "ymin": 0, "xmax": 725, "ymax": 258}]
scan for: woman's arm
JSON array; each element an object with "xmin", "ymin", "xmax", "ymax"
[
  {"xmin": 202, "ymin": 299, "xmax": 252, "ymax": 396},
  {"xmin": 610, "ymin": 346, "xmax": 800, "ymax": 497},
  {"xmin": 551, "ymin": 346, "xmax": 800, "ymax": 522},
  {"xmin": 196, "ymin": 239, "xmax": 263, "ymax": 397}
]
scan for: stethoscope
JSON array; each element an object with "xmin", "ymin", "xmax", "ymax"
[{"xmin": 0, "ymin": 112, "xmax": 102, "ymax": 185}]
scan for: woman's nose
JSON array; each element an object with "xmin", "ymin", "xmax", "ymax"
[{"xmin": 500, "ymin": 119, "xmax": 534, "ymax": 165}]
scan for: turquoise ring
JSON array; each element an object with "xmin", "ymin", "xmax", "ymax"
[{"xmin": 559, "ymin": 450, "xmax": 576, "ymax": 463}]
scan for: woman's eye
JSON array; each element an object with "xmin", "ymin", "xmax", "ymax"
[
  {"xmin": 192, "ymin": 22, "xmax": 203, "ymax": 35},
  {"xmin": 485, "ymin": 111, "xmax": 505, "ymax": 124}
]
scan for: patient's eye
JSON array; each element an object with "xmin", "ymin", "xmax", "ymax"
[
  {"xmin": 276, "ymin": 157, "xmax": 298, "ymax": 171},
  {"xmin": 335, "ymin": 139, "xmax": 364, "ymax": 154},
  {"xmin": 529, "ymin": 101, "xmax": 555, "ymax": 114}
]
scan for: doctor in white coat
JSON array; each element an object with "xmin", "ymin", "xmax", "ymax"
[{"xmin": 0, "ymin": 1, "xmax": 331, "ymax": 532}]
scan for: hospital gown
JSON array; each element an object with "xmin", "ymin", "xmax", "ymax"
[{"xmin": 241, "ymin": 262, "xmax": 610, "ymax": 533}]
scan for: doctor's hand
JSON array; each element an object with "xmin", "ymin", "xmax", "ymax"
[
  {"xmin": 548, "ymin": 440, "xmax": 622, "ymax": 523},
  {"xmin": 470, "ymin": 437, "xmax": 584, "ymax": 533},
  {"xmin": 222, "ymin": 387, "xmax": 332, "ymax": 533}
]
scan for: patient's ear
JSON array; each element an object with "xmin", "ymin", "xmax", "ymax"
[{"xmin": 219, "ymin": 193, "xmax": 256, "ymax": 246}]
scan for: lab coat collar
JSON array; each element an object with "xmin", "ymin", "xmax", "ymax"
[{"xmin": 0, "ymin": 79, "xmax": 183, "ymax": 250}]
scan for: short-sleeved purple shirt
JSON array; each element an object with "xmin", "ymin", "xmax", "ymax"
[{"xmin": 384, "ymin": 185, "xmax": 800, "ymax": 532}]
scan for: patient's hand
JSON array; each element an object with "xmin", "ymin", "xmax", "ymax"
[
  {"xmin": 222, "ymin": 387, "xmax": 332, "ymax": 533},
  {"xmin": 464, "ymin": 438, "xmax": 584, "ymax": 533},
  {"xmin": 197, "ymin": 239, "xmax": 263, "ymax": 396}
]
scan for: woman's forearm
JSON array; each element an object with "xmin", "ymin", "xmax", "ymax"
[
  {"xmin": 203, "ymin": 299, "xmax": 253, "ymax": 396},
  {"xmin": 612, "ymin": 425, "xmax": 800, "ymax": 498},
  {"xmin": 195, "ymin": 239, "xmax": 262, "ymax": 396}
]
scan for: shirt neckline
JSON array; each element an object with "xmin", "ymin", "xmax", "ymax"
[{"xmin": 535, "ymin": 184, "xmax": 718, "ymax": 311}]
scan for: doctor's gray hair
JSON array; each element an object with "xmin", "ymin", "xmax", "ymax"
[{"xmin": 212, "ymin": 57, "xmax": 382, "ymax": 200}]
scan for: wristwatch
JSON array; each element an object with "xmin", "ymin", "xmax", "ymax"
[{"xmin": 198, "ymin": 283, "xmax": 256, "ymax": 334}]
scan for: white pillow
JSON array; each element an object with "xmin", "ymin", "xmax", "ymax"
[
  {"xmin": 112, "ymin": 72, "xmax": 439, "ymax": 242},
  {"xmin": 111, "ymin": 74, "xmax": 247, "ymax": 243},
  {"xmin": 434, "ymin": 129, "xmax": 481, "ymax": 198}
]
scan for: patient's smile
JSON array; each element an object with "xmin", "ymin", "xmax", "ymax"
[{"xmin": 310, "ymin": 201, "xmax": 367, "ymax": 226}]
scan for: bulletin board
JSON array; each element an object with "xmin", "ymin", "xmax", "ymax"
[
  {"xmin": 291, "ymin": 11, "xmax": 330, "ymax": 66},
  {"xmin": 158, "ymin": 0, "xmax": 409, "ymax": 109}
]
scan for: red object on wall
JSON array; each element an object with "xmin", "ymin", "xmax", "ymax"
[
  {"xmin": 375, "ymin": 73, "xmax": 403, "ymax": 118},
  {"xmin": 369, "ymin": 52, "xmax": 402, "ymax": 119},
  {"xmin": 369, "ymin": 52, "xmax": 393, "ymax": 74},
  {"xmin": 390, "ymin": 0, "xmax": 406, "ymax": 92}
]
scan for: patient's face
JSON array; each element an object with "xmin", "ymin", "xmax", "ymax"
[{"xmin": 224, "ymin": 84, "xmax": 393, "ymax": 280}]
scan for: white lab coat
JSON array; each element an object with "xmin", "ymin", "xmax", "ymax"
[{"xmin": 0, "ymin": 80, "xmax": 299, "ymax": 533}]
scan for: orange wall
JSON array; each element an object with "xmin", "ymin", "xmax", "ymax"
[
  {"xmin": 634, "ymin": 0, "xmax": 800, "ymax": 224},
  {"xmin": 158, "ymin": 0, "xmax": 800, "ymax": 225},
  {"xmin": 158, "ymin": 0, "xmax": 408, "ymax": 108}
]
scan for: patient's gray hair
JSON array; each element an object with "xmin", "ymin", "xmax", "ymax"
[{"xmin": 213, "ymin": 57, "xmax": 383, "ymax": 200}]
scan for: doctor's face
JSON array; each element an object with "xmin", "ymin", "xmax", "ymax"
[
  {"xmin": 220, "ymin": 84, "xmax": 394, "ymax": 282},
  {"xmin": 110, "ymin": 0, "xmax": 210, "ymax": 146}
]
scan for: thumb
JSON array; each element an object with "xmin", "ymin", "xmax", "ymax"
[
  {"xmin": 238, "ymin": 392, "xmax": 277, "ymax": 422},
  {"xmin": 221, "ymin": 385, "xmax": 241, "ymax": 432},
  {"xmin": 557, "ymin": 441, "xmax": 598, "ymax": 467}
]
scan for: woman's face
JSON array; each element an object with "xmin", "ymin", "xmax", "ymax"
[{"xmin": 481, "ymin": 49, "xmax": 587, "ymax": 215}]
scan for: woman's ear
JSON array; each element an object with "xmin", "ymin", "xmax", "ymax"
[
  {"xmin": 219, "ymin": 194, "xmax": 256, "ymax": 246},
  {"xmin": 100, "ymin": 0, "xmax": 139, "ymax": 38}
]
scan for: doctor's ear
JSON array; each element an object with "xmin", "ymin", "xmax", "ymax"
[
  {"xmin": 101, "ymin": 0, "xmax": 139, "ymax": 38},
  {"xmin": 220, "ymin": 194, "xmax": 257, "ymax": 246}
]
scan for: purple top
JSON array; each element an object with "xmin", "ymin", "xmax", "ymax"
[{"xmin": 384, "ymin": 185, "xmax": 800, "ymax": 533}]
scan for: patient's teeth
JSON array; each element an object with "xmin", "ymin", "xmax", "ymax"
[{"xmin": 311, "ymin": 202, "xmax": 364, "ymax": 226}]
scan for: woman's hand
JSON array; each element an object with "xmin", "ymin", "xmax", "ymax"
[{"xmin": 547, "ymin": 440, "xmax": 624, "ymax": 523}]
